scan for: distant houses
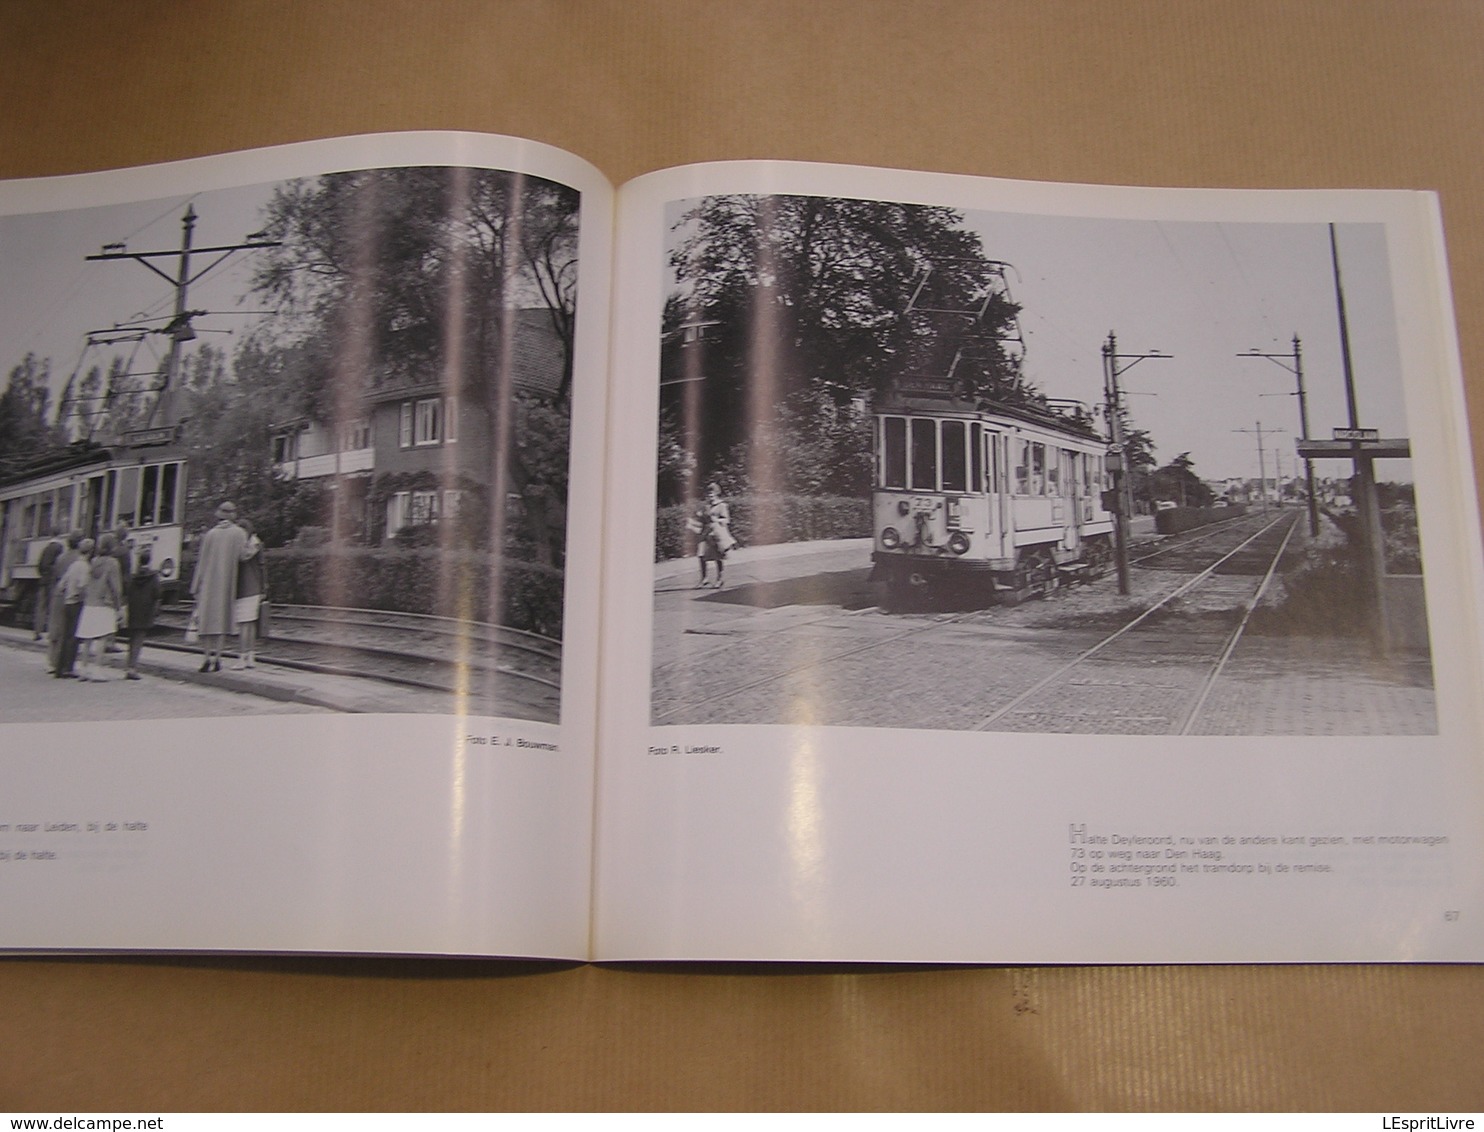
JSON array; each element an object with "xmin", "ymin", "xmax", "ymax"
[{"xmin": 270, "ymin": 309, "xmax": 565, "ymax": 545}]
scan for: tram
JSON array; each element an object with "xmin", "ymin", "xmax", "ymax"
[
  {"xmin": 0, "ymin": 437, "xmax": 187, "ymax": 619},
  {"xmin": 870, "ymin": 378, "xmax": 1115, "ymax": 606}
]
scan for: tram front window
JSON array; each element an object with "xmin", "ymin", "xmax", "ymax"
[
  {"xmin": 115, "ymin": 466, "xmax": 141, "ymax": 528},
  {"xmin": 56, "ymin": 485, "xmax": 73, "ymax": 532},
  {"xmin": 1014, "ymin": 440, "xmax": 1031, "ymax": 495},
  {"xmin": 159, "ymin": 463, "xmax": 179, "ymax": 524},
  {"xmin": 882, "ymin": 417, "xmax": 907, "ymax": 488},
  {"xmin": 941, "ymin": 420, "xmax": 967, "ymax": 492},
  {"xmin": 81, "ymin": 476, "xmax": 103, "ymax": 535},
  {"xmin": 910, "ymin": 418, "xmax": 937, "ymax": 490},
  {"xmin": 139, "ymin": 466, "xmax": 158, "ymax": 526}
]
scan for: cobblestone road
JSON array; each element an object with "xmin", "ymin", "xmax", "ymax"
[{"xmin": 651, "ymin": 516, "xmax": 1437, "ymax": 735}]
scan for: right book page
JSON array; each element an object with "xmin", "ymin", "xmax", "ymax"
[{"xmin": 592, "ymin": 160, "xmax": 1484, "ymax": 963}]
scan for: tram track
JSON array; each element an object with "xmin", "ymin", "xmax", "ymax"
[
  {"xmin": 1128, "ymin": 511, "xmax": 1257, "ymax": 566},
  {"xmin": 970, "ymin": 511, "xmax": 1299, "ymax": 732},
  {"xmin": 656, "ymin": 510, "xmax": 1264, "ymax": 683},
  {"xmin": 653, "ymin": 510, "xmax": 1304, "ymax": 732},
  {"xmin": 151, "ymin": 603, "xmax": 562, "ymax": 696}
]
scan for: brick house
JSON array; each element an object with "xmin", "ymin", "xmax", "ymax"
[{"xmin": 273, "ymin": 308, "xmax": 566, "ymax": 544}]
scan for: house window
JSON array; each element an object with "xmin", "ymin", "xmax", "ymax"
[
  {"xmin": 399, "ymin": 404, "xmax": 413, "ymax": 448},
  {"xmin": 342, "ymin": 418, "xmax": 371, "ymax": 451},
  {"xmin": 444, "ymin": 398, "xmax": 458, "ymax": 443},
  {"xmin": 387, "ymin": 491, "xmax": 410, "ymax": 533},
  {"xmin": 414, "ymin": 398, "xmax": 442, "ymax": 446},
  {"xmin": 409, "ymin": 489, "xmax": 440, "ymax": 524}
]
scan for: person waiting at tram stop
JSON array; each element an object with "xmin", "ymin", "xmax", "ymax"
[
  {"xmin": 233, "ymin": 518, "xmax": 265, "ymax": 670},
  {"xmin": 123, "ymin": 545, "xmax": 162, "ymax": 681},
  {"xmin": 32, "ymin": 533, "xmax": 64, "ymax": 641},
  {"xmin": 191, "ymin": 500, "xmax": 248, "ymax": 673},
  {"xmin": 45, "ymin": 531, "xmax": 83, "ymax": 672},
  {"xmin": 75, "ymin": 536, "xmax": 123, "ymax": 682},
  {"xmin": 52, "ymin": 537, "xmax": 93, "ymax": 679}
]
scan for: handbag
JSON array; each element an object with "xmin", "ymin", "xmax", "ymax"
[
  {"xmin": 257, "ymin": 598, "xmax": 272, "ymax": 641},
  {"xmin": 184, "ymin": 608, "xmax": 200, "ymax": 644}
]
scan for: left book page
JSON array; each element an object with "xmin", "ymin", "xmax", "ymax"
[{"xmin": 0, "ymin": 133, "xmax": 613, "ymax": 957}]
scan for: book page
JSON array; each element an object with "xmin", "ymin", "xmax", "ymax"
[
  {"xmin": 594, "ymin": 160, "xmax": 1484, "ymax": 962},
  {"xmin": 0, "ymin": 133, "xmax": 612, "ymax": 957}
]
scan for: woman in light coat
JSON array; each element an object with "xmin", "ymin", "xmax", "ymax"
[
  {"xmin": 76, "ymin": 537, "xmax": 123, "ymax": 681},
  {"xmin": 695, "ymin": 482, "xmax": 734, "ymax": 589}
]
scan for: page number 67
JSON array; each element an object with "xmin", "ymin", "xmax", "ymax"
[{"xmin": 1444, "ymin": 910, "xmax": 1461, "ymax": 921}]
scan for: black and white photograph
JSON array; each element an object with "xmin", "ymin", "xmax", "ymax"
[
  {"xmin": 650, "ymin": 193, "xmax": 1433, "ymax": 734},
  {"xmin": 0, "ymin": 164, "xmax": 579, "ymax": 723}
]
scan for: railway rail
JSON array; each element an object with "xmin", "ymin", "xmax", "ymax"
[
  {"xmin": 150, "ymin": 603, "xmax": 561, "ymax": 699},
  {"xmin": 653, "ymin": 510, "xmax": 1307, "ymax": 733},
  {"xmin": 971, "ymin": 511, "xmax": 1300, "ymax": 733}
]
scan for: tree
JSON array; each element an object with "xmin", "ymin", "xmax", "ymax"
[
  {"xmin": 248, "ymin": 166, "xmax": 580, "ymax": 555},
  {"xmin": 1150, "ymin": 451, "xmax": 1214, "ymax": 509},
  {"xmin": 0, "ymin": 354, "xmax": 62, "ymax": 475},
  {"xmin": 1120, "ymin": 421, "xmax": 1158, "ymax": 511},
  {"xmin": 176, "ymin": 341, "xmax": 328, "ymax": 541},
  {"xmin": 659, "ymin": 194, "xmax": 1032, "ymax": 504},
  {"xmin": 252, "ymin": 166, "xmax": 578, "ymax": 406}
]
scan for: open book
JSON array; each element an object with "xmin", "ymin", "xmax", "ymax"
[{"xmin": 1, "ymin": 132, "xmax": 1480, "ymax": 962}]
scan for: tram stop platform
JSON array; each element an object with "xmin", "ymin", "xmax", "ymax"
[{"xmin": 0, "ymin": 625, "xmax": 463, "ymax": 716}]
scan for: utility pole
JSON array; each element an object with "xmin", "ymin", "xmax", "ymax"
[
  {"xmin": 1238, "ymin": 335, "xmax": 1320, "ymax": 535},
  {"xmin": 86, "ymin": 207, "xmax": 278, "ymax": 433},
  {"xmin": 1101, "ymin": 332, "xmax": 1170, "ymax": 595},
  {"xmin": 1233, "ymin": 422, "xmax": 1284, "ymax": 512},
  {"xmin": 1329, "ymin": 222, "xmax": 1389, "ymax": 651}
]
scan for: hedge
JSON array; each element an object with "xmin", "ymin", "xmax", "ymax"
[
  {"xmin": 256, "ymin": 547, "xmax": 564, "ymax": 639},
  {"xmin": 1153, "ymin": 502, "xmax": 1248, "ymax": 536},
  {"xmin": 655, "ymin": 493, "xmax": 871, "ymax": 561}
]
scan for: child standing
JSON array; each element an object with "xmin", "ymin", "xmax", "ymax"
[{"xmin": 124, "ymin": 546, "xmax": 162, "ymax": 681}]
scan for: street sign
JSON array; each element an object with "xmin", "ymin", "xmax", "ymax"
[
  {"xmin": 1297, "ymin": 437, "xmax": 1411, "ymax": 459},
  {"xmin": 1333, "ymin": 427, "xmax": 1379, "ymax": 441}
]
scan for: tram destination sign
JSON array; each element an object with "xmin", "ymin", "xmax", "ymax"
[
  {"xmin": 122, "ymin": 425, "xmax": 179, "ymax": 447},
  {"xmin": 1333, "ymin": 427, "xmax": 1380, "ymax": 441}
]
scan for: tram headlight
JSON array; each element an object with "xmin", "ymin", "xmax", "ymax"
[
  {"xmin": 880, "ymin": 527, "xmax": 901, "ymax": 550},
  {"xmin": 947, "ymin": 531, "xmax": 971, "ymax": 556},
  {"xmin": 159, "ymin": 557, "xmax": 176, "ymax": 580}
]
